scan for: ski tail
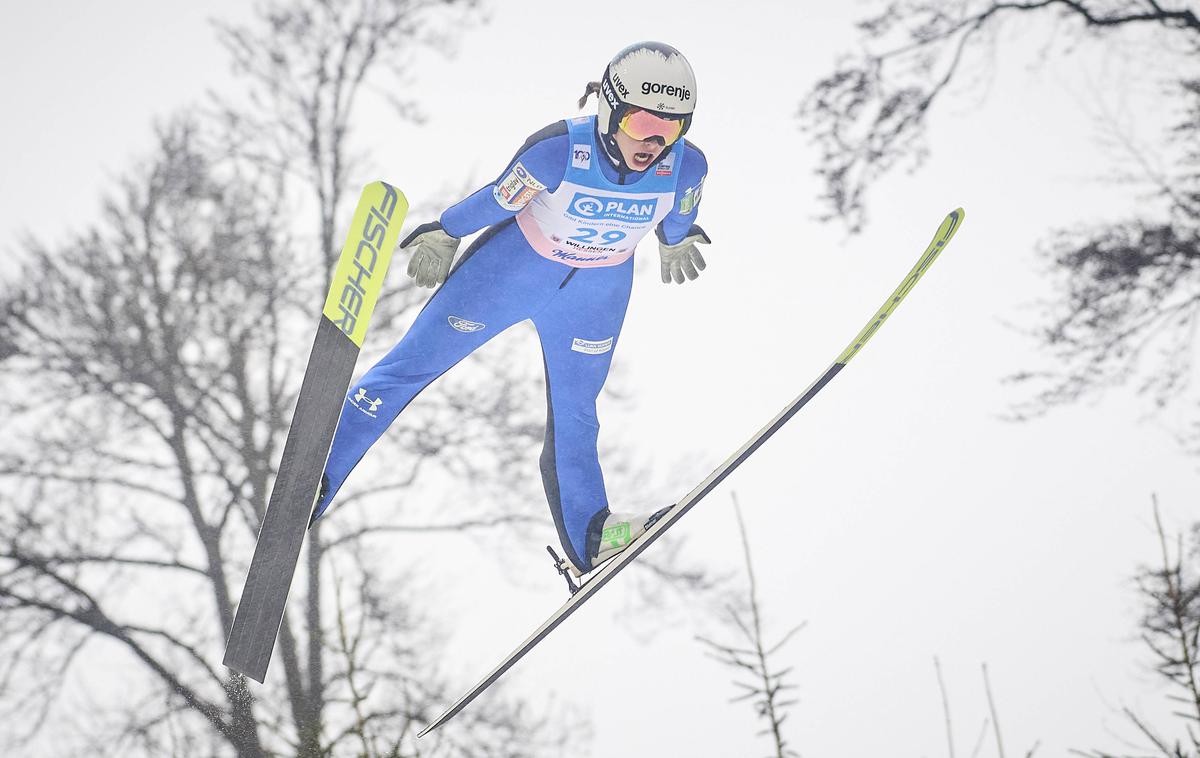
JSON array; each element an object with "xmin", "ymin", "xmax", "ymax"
[
  {"xmin": 416, "ymin": 208, "xmax": 965, "ymax": 736},
  {"xmin": 322, "ymin": 182, "xmax": 407, "ymax": 347}
]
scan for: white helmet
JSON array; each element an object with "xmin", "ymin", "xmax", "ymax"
[{"xmin": 597, "ymin": 42, "xmax": 697, "ymax": 168}]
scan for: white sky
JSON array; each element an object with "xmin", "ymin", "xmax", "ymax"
[{"xmin": 2, "ymin": 2, "xmax": 1198, "ymax": 757}]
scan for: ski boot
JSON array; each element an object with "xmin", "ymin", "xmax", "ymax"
[{"xmin": 548, "ymin": 506, "xmax": 672, "ymax": 593}]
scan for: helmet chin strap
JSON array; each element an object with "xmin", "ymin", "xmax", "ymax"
[{"xmin": 598, "ymin": 128, "xmax": 633, "ymax": 173}]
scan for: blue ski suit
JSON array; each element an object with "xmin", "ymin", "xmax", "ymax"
[{"xmin": 318, "ymin": 115, "xmax": 709, "ymax": 571}]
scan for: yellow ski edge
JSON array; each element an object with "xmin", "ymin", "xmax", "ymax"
[
  {"xmin": 835, "ymin": 207, "xmax": 965, "ymax": 365},
  {"xmin": 322, "ymin": 181, "xmax": 410, "ymax": 348}
]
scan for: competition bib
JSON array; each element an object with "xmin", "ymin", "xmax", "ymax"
[{"xmin": 515, "ymin": 116, "xmax": 682, "ymax": 268}]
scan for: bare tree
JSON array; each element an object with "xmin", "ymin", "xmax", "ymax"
[
  {"xmin": 799, "ymin": 1, "xmax": 1200, "ymax": 434},
  {"xmin": 0, "ymin": 115, "xmax": 575, "ymax": 757},
  {"xmin": 799, "ymin": 0, "xmax": 1199, "ymax": 231},
  {"xmin": 212, "ymin": 0, "xmax": 473, "ymax": 274},
  {"xmin": 1075, "ymin": 497, "xmax": 1200, "ymax": 758},
  {"xmin": 696, "ymin": 495, "xmax": 805, "ymax": 758}
]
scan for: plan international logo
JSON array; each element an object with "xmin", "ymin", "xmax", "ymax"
[{"xmin": 569, "ymin": 193, "xmax": 657, "ymax": 224}]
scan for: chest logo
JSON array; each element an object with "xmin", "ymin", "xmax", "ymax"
[{"xmin": 569, "ymin": 193, "xmax": 658, "ymax": 224}]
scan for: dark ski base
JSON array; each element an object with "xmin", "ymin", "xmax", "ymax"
[
  {"xmin": 418, "ymin": 208, "xmax": 965, "ymax": 736},
  {"xmin": 223, "ymin": 318, "xmax": 359, "ymax": 681}
]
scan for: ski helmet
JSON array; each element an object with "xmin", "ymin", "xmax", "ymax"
[{"xmin": 596, "ymin": 42, "xmax": 697, "ymax": 168}]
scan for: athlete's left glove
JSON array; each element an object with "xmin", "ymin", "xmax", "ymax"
[
  {"xmin": 401, "ymin": 221, "xmax": 460, "ymax": 288},
  {"xmin": 659, "ymin": 225, "xmax": 710, "ymax": 284}
]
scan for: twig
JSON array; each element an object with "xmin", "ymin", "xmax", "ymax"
[
  {"xmin": 983, "ymin": 662, "xmax": 1007, "ymax": 758},
  {"xmin": 936, "ymin": 655, "xmax": 957, "ymax": 758}
]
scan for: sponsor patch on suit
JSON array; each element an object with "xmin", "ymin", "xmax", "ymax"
[
  {"xmin": 448, "ymin": 315, "xmax": 486, "ymax": 333},
  {"xmin": 494, "ymin": 161, "xmax": 547, "ymax": 211},
  {"xmin": 571, "ymin": 336, "xmax": 614, "ymax": 355},
  {"xmin": 655, "ymin": 152, "xmax": 676, "ymax": 176},
  {"xmin": 571, "ymin": 144, "xmax": 591, "ymax": 170}
]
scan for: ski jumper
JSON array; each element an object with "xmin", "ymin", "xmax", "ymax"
[{"xmin": 319, "ymin": 115, "xmax": 709, "ymax": 571}]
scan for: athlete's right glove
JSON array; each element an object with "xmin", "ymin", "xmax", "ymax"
[
  {"xmin": 400, "ymin": 221, "xmax": 461, "ymax": 288},
  {"xmin": 658, "ymin": 225, "xmax": 711, "ymax": 284}
]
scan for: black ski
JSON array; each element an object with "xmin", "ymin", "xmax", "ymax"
[
  {"xmin": 223, "ymin": 181, "xmax": 408, "ymax": 682},
  {"xmin": 418, "ymin": 207, "xmax": 966, "ymax": 736}
]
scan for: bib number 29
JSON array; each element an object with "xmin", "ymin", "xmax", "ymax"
[{"xmin": 569, "ymin": 228, "xmax": 627, "ymax": 245}]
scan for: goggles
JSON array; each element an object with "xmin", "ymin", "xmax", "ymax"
[{"xmin": 618, "ymin": 109, "xmax": 685, "ymax": 146}]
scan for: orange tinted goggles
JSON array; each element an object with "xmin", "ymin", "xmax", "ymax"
[{"xmin": 618, "ymin": 109, "xmax": 685, "ymax": 145}]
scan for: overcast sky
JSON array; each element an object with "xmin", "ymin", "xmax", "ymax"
[{"xmin": 3, "ymin": 2, "xmax": 1197, "ymax": 757}]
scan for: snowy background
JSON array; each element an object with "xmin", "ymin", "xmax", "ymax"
[{"xmin": 2, "ymin": 2, "xmax": 1196, "ymax": 757}]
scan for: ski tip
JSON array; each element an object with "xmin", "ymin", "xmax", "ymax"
[{"xmin": 930, "ymin": 207, "xmax": 966, "ymax": 250}]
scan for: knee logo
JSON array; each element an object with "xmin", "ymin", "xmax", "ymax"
[{"xmin": 349, "ymin": 387, "xmax": 385, "ymax": 418}]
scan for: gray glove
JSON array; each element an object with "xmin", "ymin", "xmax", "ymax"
[
  {"xmin": 400, "ymin": 222, "xmax": 460, "ymax": 288},
  {"xmin": 659, "ymin": 225, "xmax": 711, "ymax": 284}
]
